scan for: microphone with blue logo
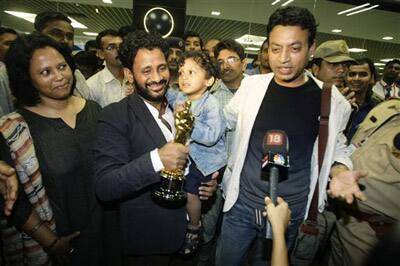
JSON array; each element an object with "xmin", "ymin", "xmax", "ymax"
[{"xmin": 262, "ymin": 130, "xmax": 290, "ymax": 239}]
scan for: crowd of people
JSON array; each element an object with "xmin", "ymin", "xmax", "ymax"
[{"xmin": 0, "ymin": 5, "xmax": 399, "ymax": 266}]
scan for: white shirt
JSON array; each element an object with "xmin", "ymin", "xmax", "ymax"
[
  {"xmin": 222, "ymin": 72, "xmax": 353, "ymax": 216},
  {"xmin": 87, "ymin": 65, "xmax": 128, "ymax": 107},
  {"xmin": 74, "ymin": 69, "xmax": 91, "ymax": 99},
  {"xmin": 372, "ymin": 79, "xmax": 400, "ymax": 101},
  {"xmin": 144, "ymin": 101, "xmax": 175, "ymax": 172}
]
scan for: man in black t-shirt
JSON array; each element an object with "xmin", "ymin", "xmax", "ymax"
[{"xmin": 216, "ymin": 6, "xmax": 367, "ymax": 266}]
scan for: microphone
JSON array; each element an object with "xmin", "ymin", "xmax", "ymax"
[{"xmin": 263, "ymin": 130, "xmax": 289, "ymax": 239}]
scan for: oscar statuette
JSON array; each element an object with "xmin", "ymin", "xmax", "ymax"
[{"xmin": 152, "ymin": 101, "xmax": 194, "ymax": 202}]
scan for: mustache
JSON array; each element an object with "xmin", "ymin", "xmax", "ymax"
[
  {"xmin": 146, "ymin": 79, "xmax": 167, "ymax": 87},
  {"xmin": 221, "ymin": 68, "xmax": 233, "ymax": 74}
]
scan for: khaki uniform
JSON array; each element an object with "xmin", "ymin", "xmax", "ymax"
[{"xmin": 330, "ymin": 99, "xmax": 400, "ymax": 266}]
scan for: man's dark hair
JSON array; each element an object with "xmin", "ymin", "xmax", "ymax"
[
  {"xmin": 183, "ymin": 31, "xmax": 203, "ymax": 47},
  {"xmin": 384, "ymin": 59, "xmax": 400, "ymax": 70},
  {"xmin": 351, "ymin": 58, "xmax": 377, "ymax": 82},
  {"xmin": 0, "ymin": 27, "xmax": 17, "ymax": 36},
  {"xmin": 214, "ymin": 39, "xmax": 245, "ymax": 60},
  {"xmin": 178, "ymin": 51, "xmax": 217, "ymax": 83},
  {"xmin": 5, "ymin": 33, "xmax": 76, "ymax": 107},
  {"xmin": 84, "ymin": 40, "xmax": 97, "ymax": 51},
  {"xmin": 96, "ymin": 29, "xmax": 120, "ymax": 49},
  {"xmin": 118, "ymin": 30, "xmax": 169, "ymax": 69},
  {"xmin": 34, "ymin": 11, "xmax": 71, "ymax": 32},
  {"xmin": 74, "ymin": 51, "xmax": 103, "ymax": 79},
  {"xmin": 118, "ymin": 25, "xmax": 137, "ymax": 38},
  {"xmin": 311, "ymin": 57, "xmax": 323, "ymax": 68},
  {"xmin": 266, "ymin": 6, "xmax": 317, "ymax": 47}
]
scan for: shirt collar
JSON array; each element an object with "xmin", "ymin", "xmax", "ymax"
[{"xmin": 100, "ymin": 64, "xmax": 119, "ymax": 84}]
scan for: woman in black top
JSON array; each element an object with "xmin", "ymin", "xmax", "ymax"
[{"xmin": 1, "ymin": 33, "xmax": 108, "ymax": 265}]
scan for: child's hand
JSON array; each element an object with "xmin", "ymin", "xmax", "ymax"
[{"xmin": 175, "ymin": 103, "xmax": 185, "ymax": 113}]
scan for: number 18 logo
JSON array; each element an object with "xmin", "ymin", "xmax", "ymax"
[{"xmin": 267, "ymin": 133, "xmax": 283, "ymax": 146}]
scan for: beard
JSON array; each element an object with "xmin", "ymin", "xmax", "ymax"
[{"xmin": 134, "ymin": 78, "xmax": 169, "ymax": 103}]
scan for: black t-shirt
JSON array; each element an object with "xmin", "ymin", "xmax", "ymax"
[{"xmin": 239, "ymin": 77, "xmax": 321, "ymax": 210}]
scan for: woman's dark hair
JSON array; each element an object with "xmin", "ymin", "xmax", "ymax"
[
  {"xmin": 178, "ymin": 51, "xmax": 217, "ymax": 88},
  {"xmin": 5, "ymin": 32, "xmax": 76, "ymax": 107},
  {"xmin": 267, "ymin": 6, "xmax": 317, "ymax": 47},
  {"xmin": 118, "ymin": 30, "xmax": 169, "ymax": 69}
]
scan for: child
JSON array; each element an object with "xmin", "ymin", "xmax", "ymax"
[{"xmin": 167, "ymin": 51, "xmax": 227, "ymax": 254}]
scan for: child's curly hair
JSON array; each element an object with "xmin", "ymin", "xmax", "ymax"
[{"xmin": 178, "ymin": 51, "xmax": 218, "ymax": 88}]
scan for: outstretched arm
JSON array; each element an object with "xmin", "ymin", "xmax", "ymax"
[
  {"xmin": 263, "ymin": 196, "xmax": 291, "ymax": 266},
  {"xmin": 328, "ymin": 163, "xmax": 367, "ymax": 204}
]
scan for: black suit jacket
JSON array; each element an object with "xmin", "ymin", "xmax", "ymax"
[{"xmin": 93, "ymin": 93, "xmax": 186, "ymax": 255}]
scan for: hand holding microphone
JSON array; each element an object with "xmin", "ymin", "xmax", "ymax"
[{"xmin": 263, "ymin": 130, "xmax": 289, "ymax": 238}]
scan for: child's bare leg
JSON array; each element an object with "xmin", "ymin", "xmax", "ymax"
[{"xmin": 186, "ymin": 192, "xmax": 202, "ymax": 228}]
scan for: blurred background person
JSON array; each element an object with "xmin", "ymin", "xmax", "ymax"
[
  {"xmin": 183, "ymin": 31, "xmax": 203, "ymax": 51},
  {"xmin": 311, "ymin": 40, "xmax": 355, "ymax": 90},
  {"xmin": 165, "ymin": 36, "xmax": 184, "ymax": 90},
  {"xmin": 372, "ymin": 59, "xmax": 400, "ymax": 100},
  {"xmin": 73, "ymin": 51, "xmax": 103, "ymax": 79}
]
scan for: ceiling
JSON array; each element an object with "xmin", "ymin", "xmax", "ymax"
[{"xmin": 1, "ymin": 0, "xmax": 399, "ymax": 74}]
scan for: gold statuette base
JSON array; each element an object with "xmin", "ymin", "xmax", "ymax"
[{"xmin": 152, "ymin": 169, "xmax": 186, "ymax": 202}]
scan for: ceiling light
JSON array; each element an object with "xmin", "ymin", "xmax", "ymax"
[
  {"xmin": 331, "ymin": 29, "xmax": 342, "ymax": 33},
  {"xmin": 382, "ymin": 36, "xmax": 393, "ymax": 40},
  {"xmin": 68, "ymin": 17, "xmax": 87, "ymax": 29},
  {"xmin": 83, "ymin": 32, "xmax": 98, "ymax": 36},
  {"xmin": 378, "ymin": 67, "xmax": 384, "ymax": 70},
  {"xmin": 143, "ymin": 7, "xmax": 174, "ymax": 38},
  {"xmin": 245, "ymin": 47, "xmax": 260, "ymax": 51},
  {"xmin": 348, "ymin": 48, "xmax": 367, "ymax": 53},
  {"xmin": 4, "ymin": 10, "xmax": 36, "ymax": 23},
  {"xmin": 380, "ymin": 58, "xmax": 394, "ymax": 62},
  {"xmin": 281, "ymin": 0, "xmax": 294, "ymax": 6},
  {"xmin": 211, "ymin": 11, "xmax": 221, "ymax": 16},
  {"xmin": 235, "ymin": 34, "xmax": 266, "ymax": 47},
  {"xmin": 374, "ymin": 63, "xmax": 385, "ymax": 66},
  {"xmin": 102, "ymin": 0, "xmax": 112, "ymax": 3},
  {"xmin": 4, "ymin": 10, "xmax": 87, "ymax": 29},
  {"xmin": 338, "ymin": 3, "xmax": 370, "ymax": 15},
  {"xmin": 95, "ymin": 8, "xmax": 100, "ymax": 14},
  {"xmin": 272, "ymin": 0, "xmax": 281, "ymax": 5},
  {"xmin": 346, "ymin": 5, "xmax": 379, "ymax": 16}
]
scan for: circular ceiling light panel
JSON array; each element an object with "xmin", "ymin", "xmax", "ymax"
[{"xmin": 143, "ymin": 7, "xmax": 174, "ymax": 38}]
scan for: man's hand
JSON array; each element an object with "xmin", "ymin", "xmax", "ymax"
[
  {"xmin": 328, "ymin": 165, "xmax": 367, "ymax": 204},
  {"xmin": 339, "ymin": 87, "xmax": 358, "ymax": 108},
  {"xmin": 199, "ymin": 171, "xmax": 218, "ymax": 200},
  {"xmin": 0, "ymin": 161, "xmax": 18, "ymax": 216},
  {"xmin": 263, "ymin": 197, "xmax": 291, "ymax": 235},
  {"xmin": 158, "ymin": 142, "xmax": 189, "ymax": 170}
]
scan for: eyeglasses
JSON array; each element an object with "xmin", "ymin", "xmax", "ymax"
[
  {"xmin": 217, "ymin": 56, "xmax": 241, "ymax": 67},
  {"xmin": 104, "ymin": 44, "xmax": 120, "ymax": 51}
]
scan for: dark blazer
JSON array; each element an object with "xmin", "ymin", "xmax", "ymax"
[{"xmin": 93, "ymin": 93, "xmax": 186, "ymax": 255}]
